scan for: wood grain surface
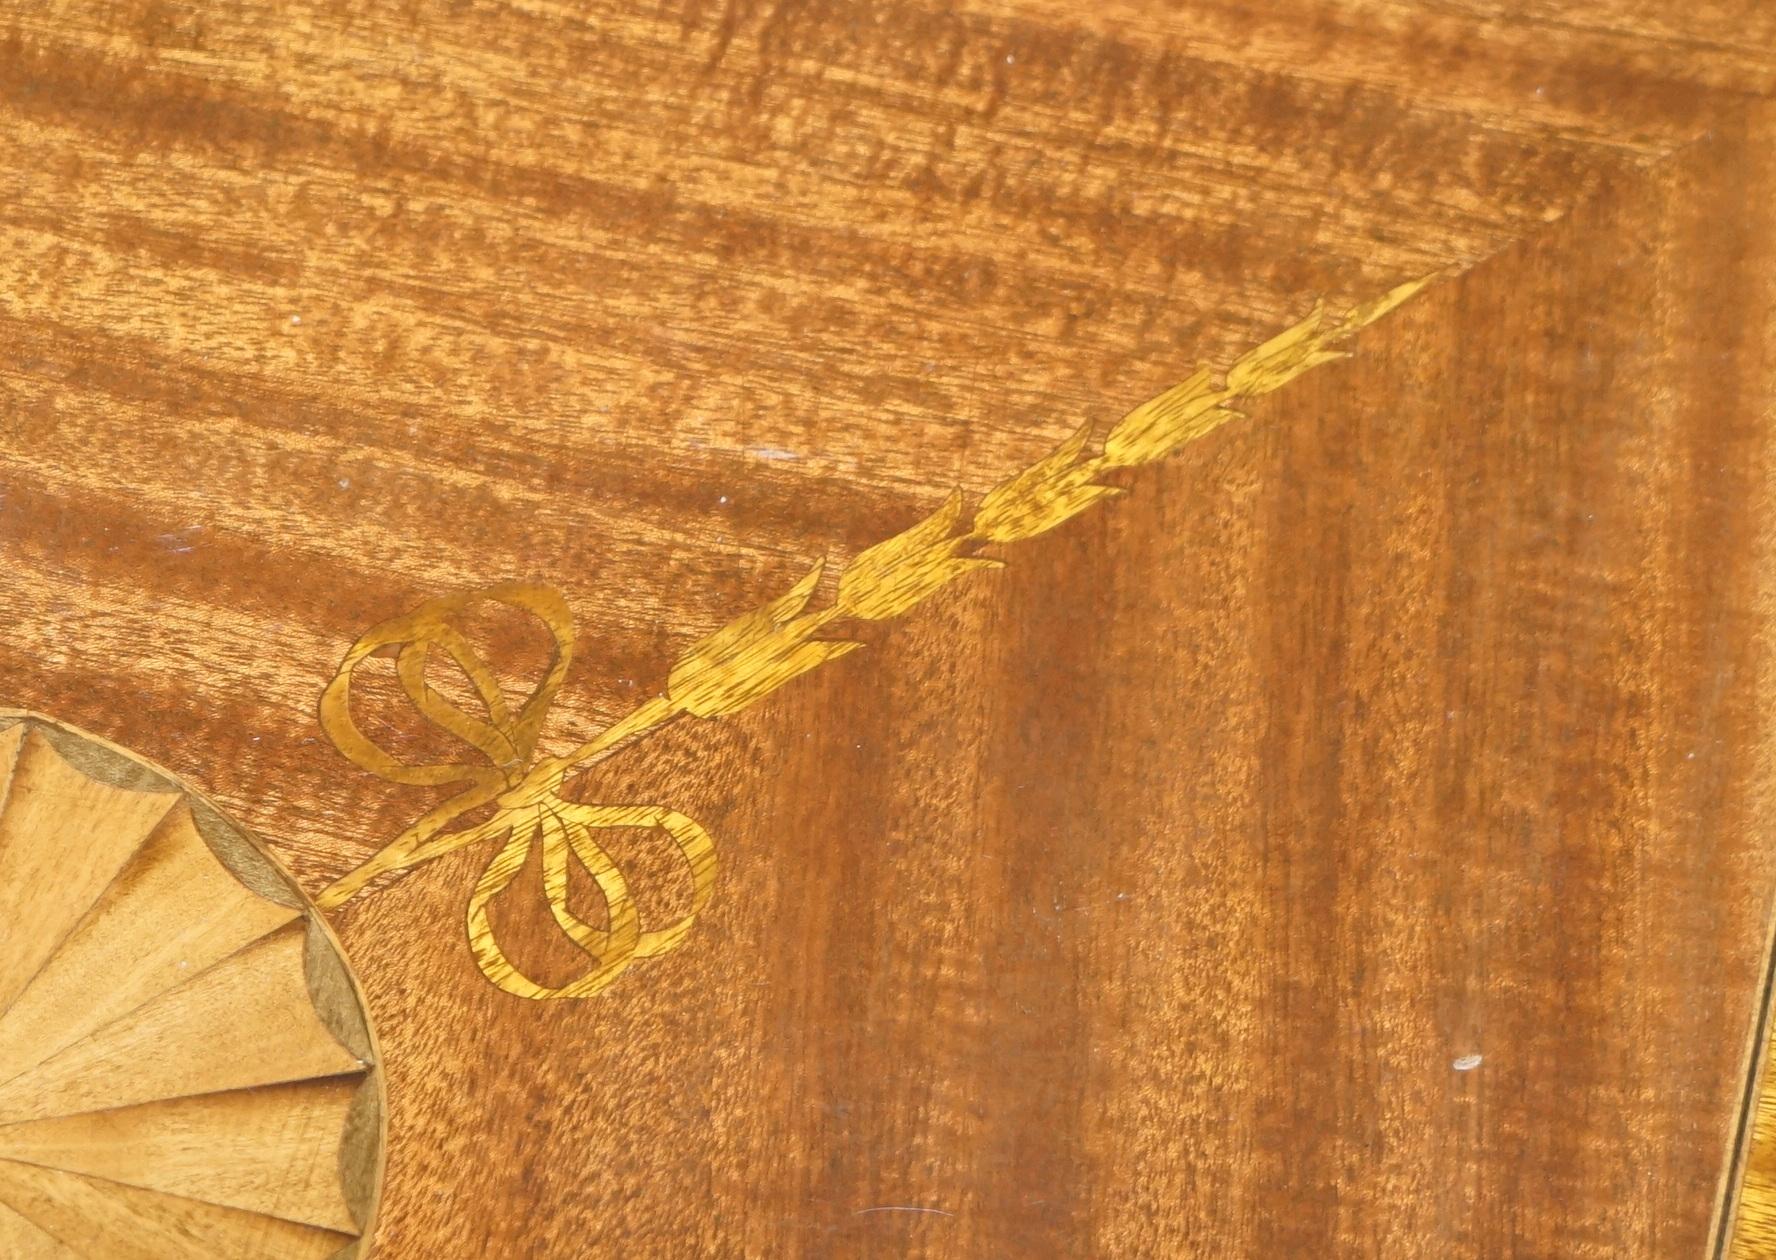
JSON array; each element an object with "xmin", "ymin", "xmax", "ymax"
[
  {"xmin": 3, "ymin": 1, "xmax": 1775, "ymax": 1256},
  {"xmin": 0, "ymin": 712, "xmax": 381, "ymax": 1257}
]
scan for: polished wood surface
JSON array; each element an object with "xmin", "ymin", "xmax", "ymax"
[
  {"xmin": 1730, "ymin": 1001, "xmax": 1776, "ymax": 1258},
  {"xmin": 2, "ymin": 2, "xmax": 1775, "ymax": 1256},
  {"xmin": 0, "ymin": 713, "xmax": 380, "ymax": 1257}
]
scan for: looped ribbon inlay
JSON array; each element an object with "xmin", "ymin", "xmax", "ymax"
[{"xmin": 315, "ymin": 583, "xmax": 716, "ymax": 1000}]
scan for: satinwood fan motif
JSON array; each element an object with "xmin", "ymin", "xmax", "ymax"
[{"xmin": 0, "ymin": 711, "xmax": 383, "ymax": 1259}]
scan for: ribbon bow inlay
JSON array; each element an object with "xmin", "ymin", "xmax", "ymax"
[
  {"xmin": 307, "ymin": 274, "xmax": 1439, "ymax": 1003},
  {"xmin": 313, "ymin": 583, "xmax": 716, "ymax": 1001}
]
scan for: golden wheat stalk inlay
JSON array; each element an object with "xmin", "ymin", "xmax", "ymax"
[{"xmin": 314, "ymin": 276, "xmax": 1435, "ymax": 1000}]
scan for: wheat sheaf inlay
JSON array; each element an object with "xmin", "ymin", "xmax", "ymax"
[{"xmin": 316, "ymin": 277, "xmax": 1434, "ymax": 1001}]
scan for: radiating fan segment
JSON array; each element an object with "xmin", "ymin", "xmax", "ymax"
[
  {"xmin": 0, "ymin": 1079, "xmax": 362, "ymax": 1234},
  {"xmin": 0, "ymin": 798, "xmax": 301, "ymax": 1088},
  {"xmin": 0, "ymin": 1161, "xmax": 350, "ymax": 1259},
  {"xmin": 0, "ymin": 1196, "xmax": 79, "ymax": 1259},
  {"xmin": 0, "ymin": 725, "xmax": 180, "ymax": 1019},
  {"xmin": 0, "ymin": 714, "xmax": 383, "ymax": 1258}
]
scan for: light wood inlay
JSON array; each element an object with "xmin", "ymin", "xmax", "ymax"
[
  {"xmin": 0, "ymin": 1159, "xmax": 351, "ymax": 1260},
  {"xmin": 0, "ymin": 1198, "xmax": 78, "ymax": 1260},
  {"xmin": 0, "ymin": 924, "xmax": 363, "ymax": 1126},
  {"xmin": 4, "ymin": 2, "xmax": 1776, "ymax": 1256},
  {"xmin": 0, "ymin": 1080, "xmax": 363, "ymax": 1234},
  {"xmin": 0, "ymin": 714, "xmax": 382, "ymax": 1258},
  {"xmin": 0, "ymin": 803, "xmax": 300, "ymax": 1085},
  {"xmin": 0, "ymin": 729, "xmax": 179, "ymax": 1016}
]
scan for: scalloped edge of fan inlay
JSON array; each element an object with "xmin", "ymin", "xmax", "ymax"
[{"xmin": 0, "ymin": 709, "xmax": 385, "ymax": 1260}]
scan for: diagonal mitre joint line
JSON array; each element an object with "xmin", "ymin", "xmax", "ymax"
[{"xmin": 312, "ymin": 271, "xmax": 1441, "ymax": 1001}]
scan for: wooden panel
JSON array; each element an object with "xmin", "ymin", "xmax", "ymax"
[
  {"xmin": 0, "ymin": 924, "xmax": 363, "ymax": 1125},
  {"xmin": 1731, "ymin": 1015, "xmax": 1776, "ymax": 1256},
  {"xmin": 0, "ymin": 1199, "xmax": 78, "ymax": 1260},
  {"xmin": 320, "ymin": 103, "xmax": 1776, "ymax": 1258},
  {"xmin": 0, "ymin": 1079, "xmax": 363, "ymax": 1233},
  {"xmin": 0, "ymin": 1159, "xmax": 351, "ymax": 1260},
  {"xmin": 0, "ymin": 732, "xmax": 179, "ymax": 1015},
  {"xmin": 1, "ymin": 0, "xmax": 1770, "ymax": 894},
  {"xmin": 3, "ymin": 2, "xmax": 1775, "ymax": 1258},
  {"xmin": 0, "ymin": 801, "xmax": 299, "ymax": 1084},
  {"xmin": 0, "ymin": 714, "xmax": 381, "ymax": 1254}
]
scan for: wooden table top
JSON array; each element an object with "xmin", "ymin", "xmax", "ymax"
[{"xmin": 2, "ymin": 1, "xmax": 1774, "ymax": 1255}]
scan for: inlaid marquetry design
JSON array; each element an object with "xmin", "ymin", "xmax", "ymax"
[
  {"xmin": 1719, "ymin": 915, "xmax": 1776, "ymax": 1259},
  {"xmin": 312, "ymin": 585, "xmax": 719, "ymax": 1001},
  {"xmin": 317, "ymin": 277, "xmax": 1434, "ymax": 1001},
  {"xmin": 0, "ymin": 712, "xmax": 383, "ymax": 1259}
]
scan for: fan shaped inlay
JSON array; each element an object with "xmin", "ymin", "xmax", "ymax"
[{"xmin": 0, "ymin": 712, "xmax": 383, "ymax": 1259}]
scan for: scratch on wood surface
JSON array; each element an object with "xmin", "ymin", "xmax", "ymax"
[{"xmin": 854, "ymin": 1205, "xmax": 955, "ymax": 1218}]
